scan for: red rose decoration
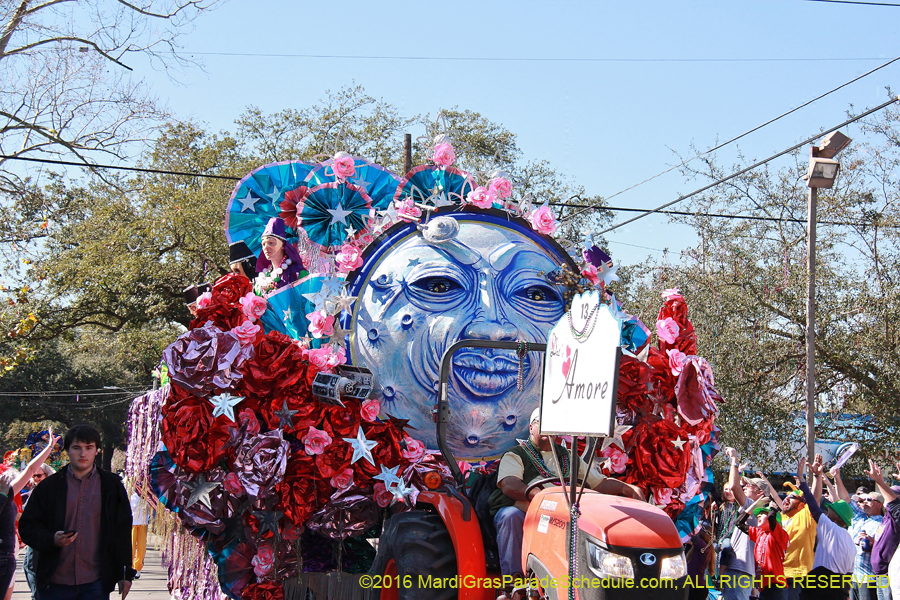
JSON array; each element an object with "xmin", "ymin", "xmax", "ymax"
[
  {"xmin": 616, "ymin": 355, "xmax": 652, "ymax": 414},
  {"xmin": 213, "ymin": 273, "xmax": 253, "ymax": 306},
  {"xmin": 624, "ymin": 419, "xmax": 691, "ymax": 489},
  {"xmin": 277, "ymin": 454, "xmax": 330, "ymax": 526},
  {"xmin": 160, "ymin": 393, "xmax": 231, "ymax": 474},
  {"xmin": 646, "ymin": 347, "xmax": 676, "ymax": 403},
  {"xmin": 241, "ymin": 581, "xmax": 284, "ymax": 600},
  {"xmin": 240, "ymin": 331, "xmax": 306, "ymax": 395},
  {"xmin": 315, "ymin": 442, "xmax": 352, "ymax": 479},
  {"xmin": 320, "ymin": 402, "xmax": 361, "ymax": 440},
  {"xmin": 657, "ymin": 297, "xmax": 697, "ymax": 355}
]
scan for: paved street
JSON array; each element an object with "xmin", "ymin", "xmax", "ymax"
[{"xmin": 10, "ymin": 547, "xmax": 170, "ymax": 600}]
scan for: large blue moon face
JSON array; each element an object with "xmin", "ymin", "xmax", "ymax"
[{"xmin": 348, "ymin": 212, "xmax": 572, "ymax": 460}]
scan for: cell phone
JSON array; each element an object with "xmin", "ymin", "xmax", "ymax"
[{"xmin": 63, "ymin": 530, "xmax": 76, "ymax": 535}]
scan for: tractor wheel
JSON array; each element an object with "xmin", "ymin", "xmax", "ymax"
[{"xmin": 369, "ymin": 510, "xmax": 458, "ymax": 600}]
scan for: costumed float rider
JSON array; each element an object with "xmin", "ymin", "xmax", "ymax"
[
  {"xmin": 254, "ymin": 217, "xmax": 305, "ymax": 295},
  {"xmin": 488, "ymin": 409, "xmax": 645, "ymax": 582},
  {"xmin": 182, "ymin": 283, "xmax": 210, "ymax": 317},
  {"xmin": 228, "ymin": 240, "xmax": 257, "ymax": 280}
]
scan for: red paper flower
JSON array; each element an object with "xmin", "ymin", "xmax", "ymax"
[
  {"xmin": 240, "ymin": 331, "xmax": 307, "ymax": 395},
  {"xmin": 616, "ymin": 355, "xmax": 652, "ymax": 413},
  {"xmin": 160, "ymin": 392, "xmax": 231, "ymax": 474},
  {"xmin": 657, "ymin": 296, "xmax": 697, "ymax": 355},
  {"xmin": 241, "ymin": 581, "xmax": 284, "ymax": 600},
  {"xmin": 624, "ymin": 419, "xmax": 691, "ymax": 490}
]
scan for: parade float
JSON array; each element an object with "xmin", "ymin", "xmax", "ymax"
[{"xmin": 125, "ymin": 134, "xmax": 723, "ymax": 600}]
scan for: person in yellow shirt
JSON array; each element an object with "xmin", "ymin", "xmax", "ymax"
[{"xmin": 782, "ymin": 488, "xmax": 817, "ymax": 600}]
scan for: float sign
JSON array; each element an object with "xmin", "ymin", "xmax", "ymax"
[{"xmin": 540, "ymin": 291, "xmax": 621, "ymax": 436}]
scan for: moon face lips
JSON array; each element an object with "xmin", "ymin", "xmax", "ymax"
[{"xmin": 452, "ymin": 349, "xmax": 524, "ymax": 397}]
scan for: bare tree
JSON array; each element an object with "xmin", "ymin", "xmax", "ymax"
[{"xmin": 0, "ymin": 0, "xmax": 222, "ymax": 369}]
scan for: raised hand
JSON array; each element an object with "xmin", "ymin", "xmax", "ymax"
[
  {"xmin": 797, "ymin": 457, "xmax": 807, "ymax": 483},
  {"xmin": 865, "ymin": 459, "xmax": 885, "ymax": 484}
]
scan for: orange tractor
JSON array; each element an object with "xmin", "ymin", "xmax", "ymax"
[{"xmin": 368, "ymin": 340, "xmax": 688, "ymax": 600}]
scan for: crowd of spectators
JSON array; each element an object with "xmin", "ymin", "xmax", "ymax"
[{"xmin": 692, "ymin": 448, "xmax": 900, "ymax": 600}]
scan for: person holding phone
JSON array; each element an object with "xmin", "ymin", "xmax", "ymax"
[{"xmin": 19, "ymin": 425, "xmax": 135, "ymax": 600}]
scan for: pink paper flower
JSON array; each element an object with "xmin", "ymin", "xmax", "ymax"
[
  {"xmin": 360, "ymin": 398, "xmax": 380, "ymax": 422},
  {"xmin": 231, "ymin": 320, "xmax": 261, "ymax": 346},
  {"xmin": 395, "ymin": 198, "xmax": 422, "ymax": 222},
  {"xmin": 432, "ymin": 143, "xmax": 456, "ymax": 167},
  {"xmin": 306, "ymin": 310, "xmax": 335, "ymax": 339},
  {"xmin": 528, "ymin": 206, "xmax": 557, "ymax": 235},
  {"xmin": 332, "ymin": 153, "xmax": 356, "ymax": 180},
  {"xmin": 251, "ymin": 545, "xmax": 275, "ymax": 578},
  {"xmin": 302, "ymin": 426, "xmax": 333, "ymax": 456},
  {"xmin": 661, "ymin": 288, "xmax": 684, "ymax": 301},
  {"xmin": 466, "ymin": 186, "xmax": 495, "ymax": 209},
  {"xmin": 239, "ymin": 293, "xmax": 268, "ymax": 322},
  {"xmin": 329, "ymin": 467, "xmax": 354, "ymax": 490},
  {"xmin": 304, "ymin": 346, "xmax": 347, "ymax": 372},
  {"xmin": 335, "ymin": 243, "xmax": 364, "ymax": 273},
  {"xmin": 656, "ymin": 317, "xmax": 680, "ymax": 344},
  {"xmin": 196, "ymin": 291, "xmax": 212, "ymax": 309},
  {"xmin": 600, "ymin": 446, "xmax": 628, "ymax": 474},
  {"xmin": 653, "ymin": 487, "xmax": 673, "ymax": 506},
  {"xmin": 401, "ymin": 436, "xmax": 425, "ymax": 462},
  {"xmin": 488, "ymin": 177, "xmax": 513, "ymax": 199},
  {"xmin": 373, "ymin": 482, "xmax": 395, "ymax": 507},
  {"xmin": 581, "ymin": 264, "xmax": 600, "ymax": 286},
  {"xmin": 666, "ymin": 348, "xmax": 687, "ymax": 377},
  {"xmin": 223, "ymin": 472, "xmax": 245, "ymax": 495}
]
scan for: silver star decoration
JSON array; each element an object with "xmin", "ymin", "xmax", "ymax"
[
  {"xmin": 344, "ymin": 224, "xmax": 357, "ymax": 238},
  {"xmin": 373, "ymin": 465, "xmax": 402, "ymax": 487},
  {"xmin": 602, "ymin": 458, "xmax": 613, "ymax": 472},
  {"xmin": 273, "ymin": 401, "xmax": 298, "ymax": 429},
  {"xmin": 329, "ymin": 321, "xmax": 351, "ymax": 349},
  {"xmin": 238, "ymin": 190, "xmax": 261, "ymax": 213},
  {"xmin": 327, "ymin": 202, "xmax": 353, "ymax": 226},
  {"xmin": 343, "ymin": 426, "xmax": 378, "ymax": 466},
  {"xmin": 349, "ymin": 175, "xmax": 370, "ymax": 192},
  {"xmin": 600, "ymin": 425, "xmax": 631, "ymax": 452},
  {"xmin": 266, "ymin": 184, "xmax": 281, "ymax": 202},
  {"xmin": 599, "ymin": 263, "xmax": 620, "ymax": 286},
  {"xmin": 208, "ymin": 392, "xmax": 244, "ymax": 422},
  {"xmin": 184, "ymin": 474, "xmax": 220, "ymax": 510},
  {"xmin": 390, "ymin": 479, "xmax": 415, "ymax": 505},
  {"xmin": 321, "ymin": 277, "xmax": 345, "ymax": 297},
  {"xmin": 671, "ymin": 436, "xmax": 687, "ymax": 451},
  {"xmin": 378, "ymin": 203, "xmax": 399, "ymax": 223},
  {"xmin": 331, "ymin": 287, "xmax": 357, "ymax": 314},
  {"xmin": 282, "ymin": 307, "xmax": 293, "ymax": 323},
  {"xmin": 252, "ymin": 510, "xmax": 283, "ymax": 539},
  {"xmin": 302, "ymin": 287, "xmax": 331, "ymax": 312}
]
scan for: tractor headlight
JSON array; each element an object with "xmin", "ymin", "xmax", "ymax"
[
  {"xmin": 659, "ymin": 553, "xmax": 687, "ymax": 579},
  {"xmin": 587, "ymin": 542, "xmax": 634, "ymax": 579}
]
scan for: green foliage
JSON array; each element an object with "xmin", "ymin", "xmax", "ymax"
[{"xmin": 621, "ymin": 103, "xmax": 900, "ymax": 473}]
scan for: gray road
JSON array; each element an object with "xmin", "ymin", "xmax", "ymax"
[{"xmin": 10, "ymin": 547, "xmax": 171, "ymax": 600}]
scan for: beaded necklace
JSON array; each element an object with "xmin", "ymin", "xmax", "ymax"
[{"xmin": 522, "ymin": 438, "xmax": 569, "ymax": 479}]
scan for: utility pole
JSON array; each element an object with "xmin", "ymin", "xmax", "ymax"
[
  {"xmin": 805, "ymin": 185, "xmax": 817, "ymax": 465},
  {"xmin": 803, "ymin": 130, "xmax": 851, "ymax": 464},
  {"xmin": 403, "ymin": 133, "xmax": 412, "ymax": 174}
]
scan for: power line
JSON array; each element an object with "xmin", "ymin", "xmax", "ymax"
[
  {"xmin": 805, "ymin": 0, "xmax": 900, "ymax": 6},
  {"xmin": 550, "ymin": 202, "xmax": 898, "ymax": 227},
  {"xmin": 0, "ymin": 155, "xmax": 240, "ymax": 181},
  {"xmin": 569, "ymin": 97, "xmax": 900, "ymax": 233},
  {"xmin": 172, "ymin": 51, "xmax": 892, "ymax": 63},
  {"xmin": 594, "ymin": 53, "xmax": 900, "ymax": 207}
]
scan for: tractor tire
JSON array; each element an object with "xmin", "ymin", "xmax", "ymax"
[{"xmin": 369, "ymin": 510, "xmax": 458, "ymax": 600}]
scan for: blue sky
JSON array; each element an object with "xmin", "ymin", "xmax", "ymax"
[{"xmin": 137, "ymin": 0, "xmax": 900, "ymax": 265}]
